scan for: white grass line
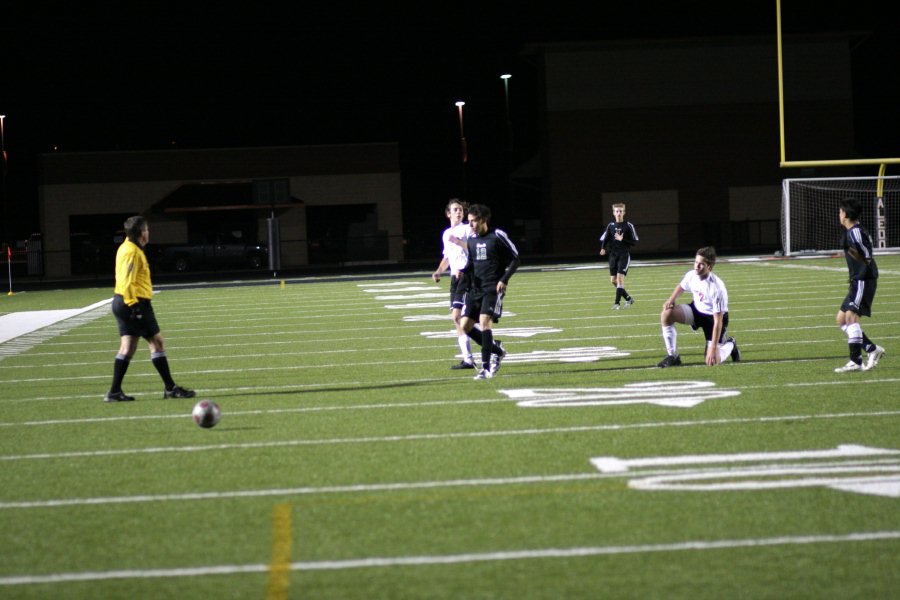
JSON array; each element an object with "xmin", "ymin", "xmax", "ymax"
[
  {"xmin": 3, "ymin": 368, "xmax": 900, "ymax": 406},
  {"xmin": 1, "ymin": 530, "xmax": 897, "ymax": 585},
  {"xmin": 0, "ymin": 398, "xmax": 506, "ymax": 427},
  {"xmin": 2, "ymin": 410, "xmax": 898, "ymax": 462}
]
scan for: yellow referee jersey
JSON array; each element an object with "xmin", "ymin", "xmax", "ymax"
[{"xmin": 114, "ymin": 239, "xmax": 153, "ymax": 306}]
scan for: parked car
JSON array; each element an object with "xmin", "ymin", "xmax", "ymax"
[{"xmin": 150, "ymin": 234, "xmax": 268, "ymax": 272}]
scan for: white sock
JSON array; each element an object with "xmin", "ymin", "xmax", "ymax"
[
  {"xmin": 662, "ymin": 325, "xmax": 677, "ymax": 356},
  {"xmin": 845, "ymin": 323, "xmax": 862, "ymax": 344},
  {"xmin": 458, "ymin": 333, "xmax": 473, "ymax": 363},
  {"xmin": 718, "ymin": 340, "xmax": 734, "ymax": 363}
]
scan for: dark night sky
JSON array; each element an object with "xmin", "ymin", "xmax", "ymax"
[{"xmin": 1, "ymin": 1, "xmax": 897, "ymax": 241}]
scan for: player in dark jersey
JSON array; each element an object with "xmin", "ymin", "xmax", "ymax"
[
  {"xmin": 598, "ymin": 203, "xmax": 638, "ymax": 309},
  {"xmin": 459, "ymin": 204, "xmax": 520, "ymax": 380},
  {"xmin": 834, "ymin": 197, "xmax": 884, "ymax": 372}
]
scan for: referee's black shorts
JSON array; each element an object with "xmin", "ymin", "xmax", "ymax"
[{"xmin": 112, "ymin": 295, "xmax": 161, "ymax": 338}]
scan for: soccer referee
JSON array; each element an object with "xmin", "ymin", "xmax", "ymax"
[{"xmin": 105, "ymin": 215, "xmax": 195, "ymax": 402}]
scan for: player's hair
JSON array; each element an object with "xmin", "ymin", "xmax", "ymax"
[
  {"xmin": 612, "ymin": 203, "xmax": 626, "ymax": 210},
  {"xmin": 123, "ymin": 216, "xmax": 147, "ymax": 244},
  {"xmin": 445, "ymin": 198, "xmax": 466, "ymax": 214},
  {"xmin": 467, "ymin": 203, "xmax": 491, "ymax": 224},
  {"xmin": 697, "ymin": 246, "xmax": 717, "ymax": 267},
  {"xmin": 839, "ymin": 197, "xmax": 861, "ymax": 221}
]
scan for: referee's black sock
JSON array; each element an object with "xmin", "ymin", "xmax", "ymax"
[
  {"xmin": 623, "ymin": 288, "xmax": 631, "ymax": 301},
  {"xmin": 109, "ymin": 354, "xmax": 130, "ymax": 393},
  {"xmin": 614, "ymin": 288, "xmax": 623, "ymax": 304},
  {"xmin": 151, "ymin": 351, "xmax": 176, "ymax": 390}
]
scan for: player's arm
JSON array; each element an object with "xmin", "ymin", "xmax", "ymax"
[
  {"xmin": 626, "ymin": 222, "xmax": 639, "ymax": 245},
  {"xmin": 598, "ymin": 223, "xmax": 610, "ymax": 255},
  {"xmin": 846, "ymin": 246, "xmax": 868, "ymax": 265},
  {"xmin": 117, "ymin": 250, "xmax": 140, "ymax": 307},
  {"xmin": 663, "ymin": 286, "xmax": 685, "ymax": 311},
  {"xmin": 432, "ymin": 257, "xmax": 449, "ymax": 282},
  {"xmin": 497, "ymin": 254, "xmax": 520, "ymax": 293},
  {"xmin": 447, "ymin": 234, "xmax": 468, "ymax": 249},
  {"xmin": 706, "ymin": 312, "xmax": 725, "ymax": 366}
]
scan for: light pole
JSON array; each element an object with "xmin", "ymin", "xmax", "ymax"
[
  {"xmin": 500, "ymin": 74, "xmax": 512, "ymax": 154},
  {"xmin": 455, "ymin": 100, "xmax": 467, "ymax": 199},
  {"xmin": 500, "ymin": 74, "xmax": 514, "ymax": 207},
  {"xmin": 0, "ymin": 115, "xmax": 7, "ymax": 247}
]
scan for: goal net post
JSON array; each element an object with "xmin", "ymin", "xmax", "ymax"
[{"xmin": 780, "ymin": 176, "xmax": 900, "ymax": 256}]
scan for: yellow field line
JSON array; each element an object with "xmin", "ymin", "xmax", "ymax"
[{"xmin": 265, "ymin": 502, "xmax": 293, "ymax": 600}]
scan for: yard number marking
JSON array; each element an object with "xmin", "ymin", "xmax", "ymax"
[
  {"xmin": 501, "ymin": 381, "xmax": 740, "ymax": 408},
  {"xmin": 590, "ymin": 444, "xmax": 900, "ymax": 498}
]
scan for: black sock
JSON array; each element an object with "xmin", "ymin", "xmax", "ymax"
[
  {"xmin": 151, "ymin": 351, "xmax": 176, "ymax": 390},
  {"xmin": 862, "ymin": 333, "xmax": 875, "ymax": 353},
  {"xmin": 850, "ymin": 343, "xmax": 863, "ymax": 365},
  {"xmin": 109, "ymin": 355, "xmax": 130, "ymax": 393},
  {"xmin": 467, "ymin": 327, "xmax": 484, "ymax": 346},
  {"xmin": 481, "ymin": 329, "xmax": 494, "ymax": 368},
  {"xmin": 614, "ymin": 288, "xmax": 623, "ymax": 303},
  {"xmin": 623, "ymin": 289, "xmax": 631, "ymax": 301}
]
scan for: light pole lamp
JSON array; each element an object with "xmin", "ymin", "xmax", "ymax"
[
  {"xmin": 500, "ymin": 74, "xmax": 512, "ymax": 154},
  {"xmin": 455, "ymin": 100, "xmax": 467, "ymax": 198}
]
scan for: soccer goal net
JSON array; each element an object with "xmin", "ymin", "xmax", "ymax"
[{"xmin": 781, "ymin": 176, "xmax": 900, "ymax": 256}]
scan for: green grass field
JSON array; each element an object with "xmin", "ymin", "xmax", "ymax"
[{"xmin": 1, "ymin": 255, "xmax": 898, "ymax": 599}]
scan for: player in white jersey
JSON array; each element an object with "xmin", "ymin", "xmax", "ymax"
[
  {"xmin": 657, "ymin": 246, "xmax": 740, "ymax": 367},
  {"xmin": 432, "ymin": 198, "xmax": 476, "ymax": 368}
]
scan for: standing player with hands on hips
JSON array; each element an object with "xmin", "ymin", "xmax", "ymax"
[
  {"xmin": 599, "ymin": 202, "xmax": 638, "ymax": 309},
  {"xmin": 657, "ymin": 246, "xmax": 740, "ymax": 368},
  {"xmin": 459, "ymin": 204, "xmax": 520, "ymax": 380},
  {"xmin": 833, "ymin": 197, "xmax": 884, "ymax": 372},
  {"xmin": 432, "ymin": 198, "xmax": 476, "ymax": 369}
]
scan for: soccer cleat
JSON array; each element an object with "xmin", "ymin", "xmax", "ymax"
[
  {"xmin": 657, "ymin": 354, "xmax": 682, "ymax": 368},
  {"xmin": 611, "ymin": 303, "xmax": 621, "ymax": 310},
  {"xmin": 728, "ymin": 337, "xmax": 741, "ymax": 362},
  {"xmin": 864, "ymin": 345, "xmax": 885, "ymax": 370},
  {"xmin": 451, "ymin": 360, "xmax": 476, "ymax": 370},
  {"xmin": 490, "ymin": 340, "xmax": 506, "ymax": 375},
  {"xmin": 624, "ymin": 297, "xmax": 634, "ymax": 308},
  {"xmin": 164, "ymin": 385, "xmax": 196, "ymax": 399},
  {"xmin": 834, "ymin": 361, "xmax": 862, "ymax": 373},
  {"xmin": 104, "ymin": 391, "xmax": 135, "ymax": 403},
  {"xmin": 473, "ymin": 369, "xmax": 493, "ymax": 380}
]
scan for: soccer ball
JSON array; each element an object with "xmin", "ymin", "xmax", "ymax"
[{"xmin": 192, "ymin": 400, "xmax": 221, "ymax": 429}]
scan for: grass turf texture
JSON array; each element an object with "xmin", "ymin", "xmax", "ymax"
[{"xmin": 1, "ymin": 255, "xmax": 898, "ymax": 599}]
